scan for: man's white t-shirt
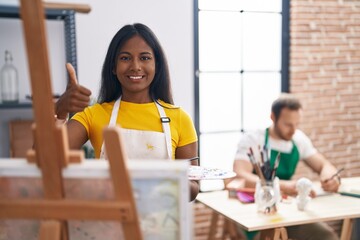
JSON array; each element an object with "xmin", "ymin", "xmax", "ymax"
[{"xmin": 234, "ymin": 129, "xmax": 317, "ymax": 162}]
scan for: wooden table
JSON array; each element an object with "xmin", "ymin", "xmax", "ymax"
[{"xmin": 197, "ymin": 177, "xmax": 360, "ymax": 240}]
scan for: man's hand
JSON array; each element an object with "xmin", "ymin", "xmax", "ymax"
[
  {"xmin": 55, "ymin": 63, "xmax": 92, "ymax": 119},
  {"xmin": 321, "ymin": 177, "xmax": 340, "ymax": 193}
]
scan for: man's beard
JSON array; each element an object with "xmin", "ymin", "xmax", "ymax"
[{"xmin": 274, "ymin": 124, "xmax": 293, "ymax": 141}]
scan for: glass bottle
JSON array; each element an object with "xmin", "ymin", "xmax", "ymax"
[{"xmin": 1, "ymin": 50, "xmax": 19, "ymax": 104}]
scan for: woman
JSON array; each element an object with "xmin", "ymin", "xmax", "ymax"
[{"xmin": 55, "ymin": 23, "xmax": 199, "ymax": 201}]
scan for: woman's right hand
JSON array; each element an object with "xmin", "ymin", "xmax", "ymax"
[{"xmin": 55, "ymin": 63, "xmax": 92, "ymax": 119}]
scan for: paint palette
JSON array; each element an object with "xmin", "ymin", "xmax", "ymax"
[{"xmin": 188, "ymin": 166, "xmax": 236, "ymax": 180}]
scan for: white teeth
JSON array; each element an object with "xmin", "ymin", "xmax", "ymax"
[{"xmin": 129, "ymin": 76, "xmax": 143, "ymax": 80}]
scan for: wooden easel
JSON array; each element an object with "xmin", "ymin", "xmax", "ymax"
[{"xmin": 0, "ymin": 0, "xmax": 142, "ymax": 239}]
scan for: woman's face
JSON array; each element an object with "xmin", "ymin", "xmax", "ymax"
[{"xmin": 114, "ymin": 35, "xmax": 156, "ymax": 101}]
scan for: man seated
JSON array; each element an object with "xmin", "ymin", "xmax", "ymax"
[{"xmin": 233, "ymin": 94, "xmax": 340, "ymax": 240}]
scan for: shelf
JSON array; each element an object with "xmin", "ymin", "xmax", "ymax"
[
  {"xmin": 43, "ymin": 2, "xmax": 91, "ymax": 14},
  {"xmin": 0, "ymin": 5, "xmax": 70, "ymax": 19},
  {"xmin": 0, "ymin": 4, "xmax": 79, "ymax": 75},
  {"xmin": 0, "ymin": 3, "xmax": 91, "ymax": 18},
  {"xmin": 0, "ymin": 102, "xmax": 32, "ymax": 109},
  {"xmin": 0, "ymin": 3, "xmax": 86, "ymax": 111}
]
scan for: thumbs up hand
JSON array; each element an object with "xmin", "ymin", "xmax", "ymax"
[{"xmin": 55, "ymin": 63, "xmax": 92, "ymax": 119}]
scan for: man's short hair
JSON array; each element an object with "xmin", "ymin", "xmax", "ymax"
[{"xmin": 271, "ymin": 94, "xmax": 302, "ymax": 120}]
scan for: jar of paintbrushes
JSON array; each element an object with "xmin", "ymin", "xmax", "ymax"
[{"xmin": 248, "ymin": 146, "xmax": 281, "ymax": 214}]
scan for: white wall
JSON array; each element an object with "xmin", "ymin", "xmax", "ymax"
[{"xmin": 62, "ymin": 0, "xmax": 195, "ymax": 116}]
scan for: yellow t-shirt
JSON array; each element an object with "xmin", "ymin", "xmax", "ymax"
[{"xmin": 71, "ymin": 100, "xmax": 198, "ymax": 159}]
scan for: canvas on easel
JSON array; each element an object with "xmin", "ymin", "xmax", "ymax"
[{"xmin": 0, "ymin": 158, "xmax": 191, "ymax": 240}]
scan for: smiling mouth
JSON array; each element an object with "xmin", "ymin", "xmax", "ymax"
[{"xmin": 128, "ymin": 75, "xmax": 144, "ymax": 80}]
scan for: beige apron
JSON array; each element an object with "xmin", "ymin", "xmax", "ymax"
[{"xmin": 100, "ymin": 97, "xmax": 172, "ymax": 160}]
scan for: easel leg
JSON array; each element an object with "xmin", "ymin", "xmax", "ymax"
[
  {"xmin": 341, "ymin": 218, "xmax": 354, "ymax": 240},
  {"xmin": 61, "ymin": 222, "xmax": 69, "ymax": 240},
  {"xmin": 39, "ymin": 221, "xmax": 61, "ymax": 240}
]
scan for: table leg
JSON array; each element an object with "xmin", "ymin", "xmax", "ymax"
[
  {"xmin": 260, "ymin": 227, "xmax": 288, "ymax": 240},
  {"xmin": 208, "ymin": 211, "xmax": 219, "ymax": 240},
  {"xmin": 280, "ymin": 227, "xmax": 288, "ymax": 239},
  {"xmin": 227, "ymin": 219, "xmax": 239, "ymax": 239},
  {"xmin": 340, "ymin": 218, "xmax": 354, "ymax": 240},
  {"xmin": 222, "ymin": 218, "xmax": 241, "ymax": 240},
  {"xmin": 222, "ymin": 218, "xmax": 229, "ymax": 240}
]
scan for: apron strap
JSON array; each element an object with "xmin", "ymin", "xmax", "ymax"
[
  {"xmin": 155, "ymin": 102, "xmax": 172, "ymax": 160},
  {"xmin": 109, "ymin": 97, "xmax": 121, "ymax": 127},
  {"xmin": 264, "ymin": 128, "xmax": 270, "ymax": 150},
  {"xmin": 265, "ymin": 127, "xmax": 300, "ymax": 180},
  {"xmin": 100, "ymin": 97, "xmax": 121, "ymax": 158}
]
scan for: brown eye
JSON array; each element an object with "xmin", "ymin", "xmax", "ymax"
[
  {"xmin": 119, "ymin": 56, "xmax": 130, "ymax": 61},
  {"xmin": 141, "ymin": 56, "xmax": 152, "ymax": 61}
]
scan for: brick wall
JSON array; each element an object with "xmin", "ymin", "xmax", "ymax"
[
  {"xmin": 291, "ymin": 1, "xmax": 360, "ymax": 235},
  {"xmin": 195, "ymin": 1, "xmax": 360, "ymax": 239},
  {"xmin": 290, "ymin": 0, "xmax": 360, "ymax": 178}
]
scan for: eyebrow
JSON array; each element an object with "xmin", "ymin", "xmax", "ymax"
[{"xmin": 118, "ymin": 51, "xmax": 153, "ymax": 55}]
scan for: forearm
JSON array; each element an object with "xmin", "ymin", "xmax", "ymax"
[
  {"xmin": 279, "ymin": 179, "xmax": 298, "ymax": 196},
  {"xmin": 233, "ymin": 160, "xmax": 259, "ymax": 188},
  {"xmin": 189, "ymin": 180, "xmax": 199, "ymax": 201},
  {"xmin": 319, "ymin": 162, "xmax": 338, "ymax": 180},
  {"xmin": 235, "ymin": 171, "xmax": 259, "ymax": 188}
]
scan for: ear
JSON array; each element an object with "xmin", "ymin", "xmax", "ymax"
[
  {"xmin": 112, "ymin": 68, "xmax": 116, "ymax": 75},
  {"xmin": 270, "ymin": 112, "xmax": 275, "ymax": 122}
]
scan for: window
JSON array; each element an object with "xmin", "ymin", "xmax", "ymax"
[{"xmin": 194, "ymin": 0, "xmax": 289, "ymax": 191}]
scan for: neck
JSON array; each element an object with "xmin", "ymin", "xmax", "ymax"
[
  {"xmin": 121, "ymin": 93, "xmax": 152, "ymax": 103},
  {"xmin": 268, "ymin": 125, "xmax": 281, "ymax": 140}
]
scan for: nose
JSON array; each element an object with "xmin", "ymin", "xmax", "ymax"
[{"xmin": 131, "ymin": 58, "xmax": 141, "ymax": 71}]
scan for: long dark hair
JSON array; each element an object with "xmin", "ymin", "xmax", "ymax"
[{"xmin": 97, "ymin": 23, "xmax": 173, "ymax": 104}]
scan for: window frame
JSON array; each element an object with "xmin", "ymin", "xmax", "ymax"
[{"xmin": 193, "ymin": 0, "xmax": 290, "ymax": 163}]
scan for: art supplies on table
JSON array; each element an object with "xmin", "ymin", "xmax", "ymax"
[
  {"xmin": 225, "ymin": 178, "xmax": 255, "ymax": 203},
  {"xmin": 248, "ymin": 146, "xmax": 281, "ymax": 214},
  {"xmin": 339, "ymin": 185, "xmax": 360, "ymax": 198},
  {"xmin": 188, "ymin": 166, "xmax": 236, "ymax": 180},
  {"xmin": 324, "ymin": 167, "xmax": 344, "ymax": 183},
  {"xmin": 248, "ymin": 145, "xmax": 280, "ymax": 182},
  {"xmin": 236, "ymin": 188, "xmax": 255, "ymax": 203}
]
